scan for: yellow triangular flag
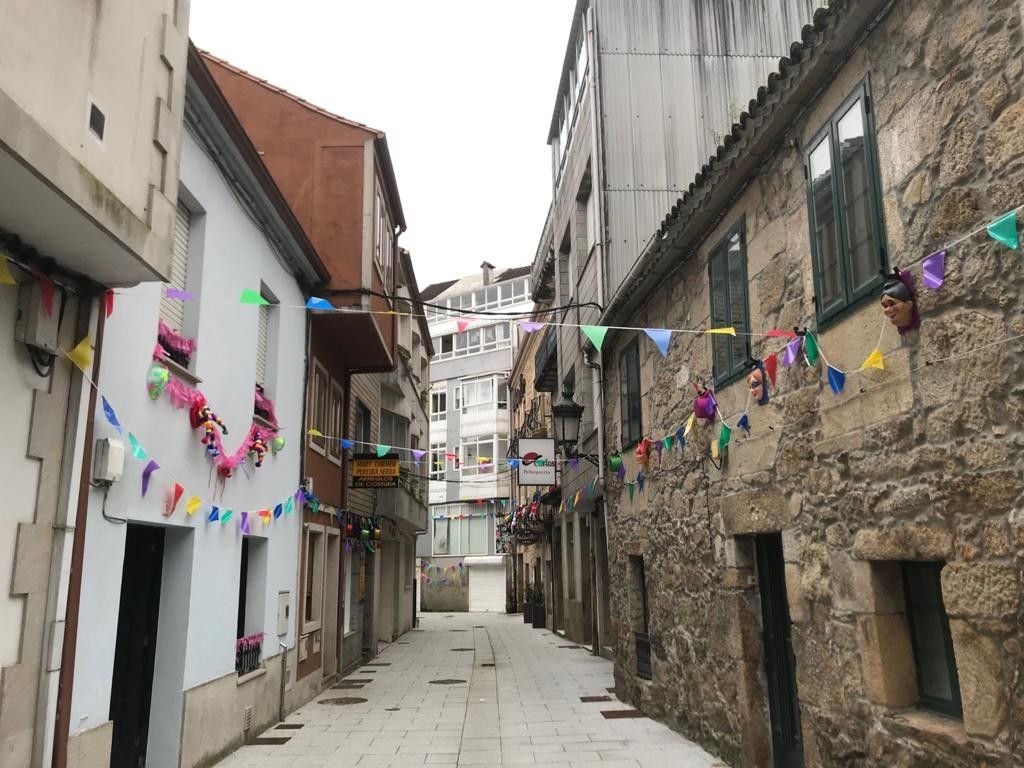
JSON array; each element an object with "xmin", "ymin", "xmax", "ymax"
[
  {"xmin": 711, "ymin": 440, "xmax": 720, "ymax": 459},
  {"xmin": 861, "ymin": 348, "xmax": 884, "ymax": 371},
  {"xmin": 706, "ymin": 327, "xmax": 737, "ymax": 336},
  {"xmin": 186, "ymin": 496, "xmax": 201, "ymax": 516},
  {"xmin": 0, "ymin": 256, "xmax": 16, "ymax": 286},
  {"xmin": 307, "ymin": 428, "xmax": 323, "ymax": 438},
  {"xmin": 684, "ymin": 412, "xmax": 696, "ymax": 437},
  {"xmin": 67, "ymin": 335, "xmax": 93, "ymax": 372}
]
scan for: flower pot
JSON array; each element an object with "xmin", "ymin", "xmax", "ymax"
[
  {"xmin": 532, "ymin": 605, "xmax": 546, "ymax": 629},
  {"xmin": 523, "ymin": 603, "xmax": 533, "ymax": 623}
]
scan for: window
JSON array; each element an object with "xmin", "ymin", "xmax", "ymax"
[
  {"xmin": 309, "ymin": 361, "xmax": 329, "ymax": 455},
  {"xmin": 380, "ymin": 409, "xmax": 409, "ymax": 448},
  {"xmin": 708, "ymin": 220, "xmax": 751, "ymax": 385},
  {"xmin": 432, "ymin": 323, "xmax": 512, "ymax": 361},
  {"xmin": 160, "ymin": 200, "xmax": 191, "ymax": 331},
  {"xmin": 431, "ymin": 507, "xmax": 488, "ymax": 556},
  {"xmin": 255, "ymin": 301, "xmax": 271, "ymax": 388},
  {"xmin": 303, "ymin": 527, "xmax": 324, "ymax": 630},
  {"xmin": 805, "ymin": 79, "xmax": 887, "ymax": 324},
  {"xmin": 374, "ymin": 182, "xmax": 393, "ymax": 291},
  {"xmin": 354, "ymin": 401, "xmax": 372, "ymax": 445},
  {"xmin": 585, "ymin": 188, "xmax": 597, "ymax": 252},
  {"xmin": 343, "ymin": 548, "xmax": 358, "ymax": 634},
  {"xmin": 902, "ymin": 562, "xmax": 962, "ymax": 717},
  {"xmin": 461, "ymin": 377, "xmax": 494, "ymax": 413},
  {"xmin": 453, "ymin": 385, "xmax": 462, "ymax": 411},
  {"xmin": 619, "ymin": 339, "xmax": 642, "ymax": 448},
  {"xmin": 430, "ymin": 389, "xmax": 447, "ymax": 422},
  {"xmin": 460, "ymin": 435, "xmax": 495, "ymax": 476},
  {"xmin": 430, "ymin": 442, "xmax": 447, "ymax": 480},
  {"xmin": 327, "ymin": 380, "xmax": 344, "ymax": 464},
  {"xmin": 497, "ymin": 380, "xmax": 508, "ymax": 410}
]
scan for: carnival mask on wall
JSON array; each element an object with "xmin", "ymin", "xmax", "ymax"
[
  {"xmin": 748, "ymin": 360, "xmax": 769, "ymax": 406},
  {"xmin": 880, "ymin": 268, "xmax": 919, "ymax": 334}
]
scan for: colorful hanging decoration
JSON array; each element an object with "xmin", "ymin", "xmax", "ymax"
[
  {"xmin": 101, "ymin": 397, "xmax": 122, "ymax": 434},
  {"xmin": 249, "ymin": 436, "xmax": 268, "ymax": 467},
  {"xmin": 68, "ymin": 336, "xmax": 93, "ymax": 373},
  {"xmin": 986, "ymin": 209, "xmax": 1018, "ymax": 250},
  {"xmin": 0, "ymin": 255, "xmax": 16, "ymax": 285},
  {"xmin": 271, "ymin": 436, "xmax": 286, "ymax": 455},
  {"xmin": 737, "ymin": 413, "xmax": 751, "ymax": 435},
  {"xmin": 879, "ymin": 268, "xmax": 919, "ymax": 335},
  {"xmin": 519, "ymin": 321, "xmax": 544, "ymax": 333},
  {"xmin": 718, "ymin": 423, "xmax": 732, "ymax": 451},
  {"xmin": 163, "ymin": 482, "xmax": 184, "ymax": 517},
  {"xmin": 635, "ymin": 438, "xmax": 654, "ymax": 467},
  {"xmin": 644, "ymin": 329, "xmax": 672, "ymax": 357},
  {"xmin": 146, "ymin": 361, "xmax": 170, "ymax": 400},
  {"xmin": 239, "ymin": 289, "xmax": 269, "ymax": 306},
  {"xmin": 581, "ymin": 325, "xmax": 609, "ymax": 351},
  {"xmin": 804, "ymin": 332, "xmax": 820, "ymax": 365},
  {"xmin": 922, "ymin": 251, "xmax": 946, "ymax": 290},
  {"xmin": 782, "ymin": 336, "xmax": 803, "ymax": 367},
  {"xmin": 189, "ymin": 393, "xmax": 229, "ymax": 459},
  {"xmin": 748, "ymin": 360, "xmax": 770, "ymax": 406},
  {"xmin": 141, "ymin": 460, "xmax": 160, "ymax": 497},
  {"xmin": 827, "ymin": 365, "xmax": 846, "ymax": 394},
  {"xmin": 764, "ymin": 353, "xmax": 778, "ymax": 387}
]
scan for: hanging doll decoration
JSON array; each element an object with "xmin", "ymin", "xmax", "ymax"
[
  {"xmin": 693, "ymin": 385, "xmax": 718, "ymax": 422},
  {"xmin": 248, "ymin": 435, "xmax": 268, "ymax": 468},
  {"xmin": 748, "ymin": 359, "xmax": 770, "ymax": 406},
  {"xmin": 880, "ymin": 268, "xmax": 919, "ymax": 334},
  {"xmin": 189, "ymin": 393, "xmax": 228, "ymax": 458}
]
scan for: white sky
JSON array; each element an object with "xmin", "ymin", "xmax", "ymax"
[{"xmin": 188, "ymin": 0, "xmax": 577, "ymax": 289}]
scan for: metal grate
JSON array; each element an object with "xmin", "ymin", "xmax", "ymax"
[
  {"xmin": 635, "ymin": 632, "xmax": 652, "ymax": 680},
  {"xmin": 320, "ymin": 697, "xmax": 368, "ymax": 705},
  {"xmin": 429, "ymin": 679, "xmax": 466, "ymax": 685},
  {"xmin": 601, "ymin": 709, "xmax": 646, "ymax": 719},
  {"xmin": 243, "ymin": 706, "xmax": 254, "ymax": 732}
]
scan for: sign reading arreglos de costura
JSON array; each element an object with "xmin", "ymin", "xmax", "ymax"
[
  {"xmin": 350, "ymin": 453, "xmax": 400, "ymax": 489},
  {"xmin": 517, "ymin": 438, "xmax": 556, "ymax": 486}
]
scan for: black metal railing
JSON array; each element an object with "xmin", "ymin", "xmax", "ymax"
[
  {"xmin": 235, "ymin": 632, "xmax": 264, "ymax": 676},
  {"xmin": 635, "ymin": 632, "xmax": 652, "ymax": 680}
]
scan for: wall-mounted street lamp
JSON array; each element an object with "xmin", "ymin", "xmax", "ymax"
[{"xmin": 551, "ymin": 390, "xmax": 599, "ymax": 466}]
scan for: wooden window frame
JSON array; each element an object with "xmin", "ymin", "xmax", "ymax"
[
  {"xmin": 707, "ymin": 218, "xmax": 752, "ymax": 387},
  {"xmin": 308, "ymin": 360, "xmax": 329, "ymax": 456},
  {"xmin": 618, "ymin": 339, "xmax": 642, "ymax": 449}
]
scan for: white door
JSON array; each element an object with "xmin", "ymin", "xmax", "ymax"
[{"xmin": 468, "ymin": 564, "xmax": 505, "ymax": 612}]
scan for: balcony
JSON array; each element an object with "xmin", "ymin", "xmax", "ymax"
[
  {"xmin": 377, "ymin": 467, "xmax": 429, "ymax": 533},
  {"xmin": 534, "ymin": 326, "xmax": 558, "ymax": 393},
  {"xmin": 235, "ymin": 632, "xmax": 264, "ymax": 676}
]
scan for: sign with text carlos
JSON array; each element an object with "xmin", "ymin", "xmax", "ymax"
[
  {"xmin": 516, "ymin": 438, "xmax": 556, "ymax": 486},
  {"xmin": 350, "ymin": 453, "xmax": 400, "ymax": 488}
]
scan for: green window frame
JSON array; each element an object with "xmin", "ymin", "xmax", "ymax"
[
  {"xmin": 804, "ymin": 78, "xmax": 888, "ymax": 327},
  {"xmin": 707, "ymin": 218, "xmax": 751, "ymax": 387},
  {"xmin": 901, "ymin": 562, "xmax": 963, "ymax": 718},
  {"xmin": 618, "ymin": 339, "xmax": 642, "ymax": 449}
]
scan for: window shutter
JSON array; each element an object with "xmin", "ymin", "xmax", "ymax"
[
  {"xmin": 160, "ymin": 201, "xmax": 191, "ymax": 330},
  {"xmin": 256, "ymin": 303, "xmax": 269, "ymax": 386}
]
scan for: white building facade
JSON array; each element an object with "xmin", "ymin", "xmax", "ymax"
[
  {"xmin": 65, "ymin": 51, "xmax": 328, "ymax": 768},
  {"xmin": 416, "ymin": 264, "xmax": 531, "ymax": 613}
]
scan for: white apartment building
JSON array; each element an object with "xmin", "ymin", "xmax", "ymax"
[{"xmin": 415, "ymin": 263, "xmax": 532, "ymax": 612}]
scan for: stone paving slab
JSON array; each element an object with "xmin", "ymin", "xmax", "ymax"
[{"xmin": 214, "ymin": 613, "xmax": 727, "ymax": 768}]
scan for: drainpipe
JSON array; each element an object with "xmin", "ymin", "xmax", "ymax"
[
  {"xmin": 584, "ymin": 350, "xmax": 604, "ymax": 490},
  {"xmin": 586, "ymin": 4, "xmax": 606, "ymax": 312}
]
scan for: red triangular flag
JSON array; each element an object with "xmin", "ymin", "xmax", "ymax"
[
  {"xmin": 104, "ymin": 289, "xmax": 115, "ymax": 318},
  {"xmin": 455, "ymin": 318, "xmax": 471, "ymax": 333},
  {"xmin": 766, "ymin": 329, "xmax": 797, "ymax": 339},
  {"xmin": 165, "ymin": 482, "xmax": 184, "ymax": 517},
  {"xmin": 764, "ymin": 352, "xmax": 778, "ymax": 388}
]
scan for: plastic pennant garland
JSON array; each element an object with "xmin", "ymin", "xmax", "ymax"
[
  {"xmin": 706, "ymin": 327, "xmax": 737, "ymax": 336},
  {"xmin": 0, "ymin": 256, "xmax": 16, "ymax": 286},
  {"xmin": 141, "ymin": 460, "xmax": 160, "ymax": 497},
  {"xmin": 306, "ymin": 297, "xmax": 333, "ymax": 310},
  {"xmin": 569, "ymin": 457, "xmax": 580, "ymax": 471},
  {"xmin": 208, "ymin": 506, "xmax": 220, "ymax": 522},
  {"xmin": 128, "ymin": 433, "xmax": 147, "ymax": 460},
  {"xmin": 644, "ymin": 329, "xmax": 672, "ymax": 357},
  {"xmin": 580, "ymin": 325, "xmax": 608, "ymax": 351},
  {"xmin": 589, "ymin": 479, "xmax": 596, "ymax": 497},
  {"xmin": 284, "ymin": 497, "xmax": 294, "ymax": 514},
  {"xmin": 663, "ymin": 435, "xmax": 674, "ymax": 452},
  {"xmin": 675, "ymin": 427, "xmax": 685, "ymax": 450},
  {"xmin": 186, "ymin": 496, "xmax": 202, "ymax": 516},
  {"xmin": 68, "ymin": 335, "xmax": 93, "ymax": 373},
  {"xmin": 615, "ymin": 463, "xmax": 626, "ymax": 482},
  {"xmin": 718, "ymin": 423, "xmax": 732, "ymax": 451},
  {"xmin": 862, "ymin": 348, "xmax": 885, "ymax": 371},
  {"xmin": 518, "ymin": 321, "xmax": 545, "ymax": 333},
  {"xmin": 684, "ymin": 412, "xmax": 696, "ymax": 437},
  {"xmin": 105, "ymin": 290, "xmax": 115, "ymax": 319},
  {"xmin": 239, "ymin": 289, "xmax": 269, "ymax": 305},
  {"xmin": 39, "ymin": 276, "xmax": 55, "ymax": 317},
  {"xmin": 165, "ymin": 287, "xmax": 193, "ymax": 301},
  {"xmin": 341, "ymin": 439, "xmax": 355, "ymax": 450},
  {"xmin": 101, "ymin": 396, "xmax": 122, "ymax": 434},
  {"xmin": 307, "ymin": 428, "xmax": 324, "ymax": 438},
  {"xmin": 711, "ymin": 440, "xmax": 720, "ymax": 460},
  {"xmin": 221, "ymin": 510, "xmax": 234, "ymax": 524},
  {"xmin": 804, "ymin": 332, "xmax": 820, "ymax": 365},
  {"xmin": 737, "ymin": 413, "xmax": 751, "ymax": 435},
  {"xmin": 986, "ymin": 210, "xmax": 1019, "ymax": 250},
  {"xmin": 764, "ymin": 353, "xmax": 779, "ymax": 387},
  {"xmin": 782, "ymin": 336, "xmax": 803, "ymax": 367},
  {"xmin": 455, "ymin": 318, "xmax": 472, "ymax": 333},
  {"xmin": 507, "ymin": 458, "xmax": 520, "ymax": 469},
  {"xmin": 766, "ymin": 329, "xmax": 797, "ymax": 339},
  {"xmin": 636, "ymin": 472, "xmax": 645, "ymax": 493},
  {"xmin": 922, "ymin": 250, "xmax": 946, "ymax": 291},
  {"xmin": 411, "ymin": 449, "xmax": 426, "ymax": 463},
  {"xmin": 628, "ymin": 484, "xmax": 634, "ymax": 502},
  {"xmin": 827, "ymin": 365, "xmax": 846, "ymax": 394},
  {"xmin": 167, "ymin": 482, "xmax": 185, "ymax": 516},
  {"xmin": 240, "ymin": 512, "xmax": 251, "ymax": 534},
  {"xmin": 376, "ymin": 444, "xmax": 391, "ymax": 458},
  {"xmin": 273, "ymin": 503, "xmax": 283, "ymax": 519}
]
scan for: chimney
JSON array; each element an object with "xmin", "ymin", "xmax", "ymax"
[{"xmin": 481, "ymin": 261, "xmax": 495, "ymax": 286}]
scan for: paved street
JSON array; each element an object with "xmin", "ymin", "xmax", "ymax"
[{"xmin": 217, "ymin": 613, "xmax": 725, "ymax": 767}]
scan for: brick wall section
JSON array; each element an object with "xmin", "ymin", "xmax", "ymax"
[{"xmin": 600, "ymin": 1, "xmax": 1024, "ymax": 765}]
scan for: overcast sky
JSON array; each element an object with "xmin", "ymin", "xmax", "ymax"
[{"xmin": 189, "ymin": 0, "xmax": 576, "ymax": 289}]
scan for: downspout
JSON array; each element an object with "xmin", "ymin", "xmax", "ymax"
[{"xmin": 586, "ymin": 3, "xmax": 606, "ymax": 312}]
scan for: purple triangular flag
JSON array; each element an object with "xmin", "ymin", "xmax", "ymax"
[
  {"xmin": 569, "ymin": 457, "xmax": 580, "ymax": 471},
  {"xmin": 616, "ymin": 463, "xmax": 626, "ymax": 482},
  {"xmin": 644, "ymin": 329, "xmax": 672, "ymax": 357},
  {"xmin": 518, "ymin": 321, "xmax": 545, "ymax": 333},
  {"xmin": 922, "ymin": 250, "xmax": 946, "ymax": 291},
  {"xmin": 240, "ymin": 512, "xmax": 251, "ymax": 534},
  {"xmin": 411, "ymin": 449, "xmax": 427, "ymax": 463},
  {"xmin": 141, "ymin": 460, "xmax": 160, "ymax": 497},
  {"xmin": 165, "ymin": 288, "xmax": 194, "ymax": 301},
  {"xmin": 781, "ymin": 336, "xmax": 803, "ymax": 367}
]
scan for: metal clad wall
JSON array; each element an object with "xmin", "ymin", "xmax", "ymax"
[{"xmin": 596, "ymin": 0, "xmax": 820, "ymax": 294}]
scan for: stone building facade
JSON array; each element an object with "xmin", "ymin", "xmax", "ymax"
[{"xmin": 597, "ymin": 1, "xmax": 1024, "ymax": 766}]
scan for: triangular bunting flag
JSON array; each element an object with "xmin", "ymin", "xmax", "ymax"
[
  {"xmin": 675, "ymin": 427, "xmax": 685, "ymax": 450},
  {"xmin": 518, "ymin": 321, "xmax": 545, "ymax": 333},
  {"xmin": 165, "ymin": 287, "xmax": 193, "ymax": 301},
  {"xmin": 141, "ymin": 460, "xmax": 160, "ymax": 497},
  {"xmin": 782, "ymin": 336, "xmax": 803, "ymax": 367},
  {"xmin": 663, "ymin": 435, "xmax": 674, "ymax": 451},
  {"xmin": 711, "ymin": 440, "xmax": 720, "ymax": 459},
  {"xmin": 644, "ymin": 329, "xmax": 672, "ymax": 357},
  {"xmin": 307, "ymin": 428, "xmax": 324, "ymax": 438},
  {"xmin": 766, "ymin": 329, "xmax": 797, "ymax": 339},
  {"xmin": 455, "ymin": 318, "xmax": 471, "ymax": 333},
  {"xmin": 342, "ymin": 439, "xmax": 355, "ymax": 450},
  {"xmin": 306, "ymin": 297, "xmax": 333, "ymax": 310},
  {"xmin": 101, "ymin": 397, "xmax": 122, "ymax": 434},
  {"xmin": 240, "ymin": 512, "xmax": 251, "ymax": 534},
  {"xmin": 411, "ymin": 449, "xmax": 426, "ymax": 463},
  {"xmin": 737, "ymin": 413, "xmax": 750, "ymax": 435},
  {"xmin": 0, "ymin": 256, "xmax": 16, "ymax": 286},
  {"xmin": 628, "ymin": 484, "xmax": 634, "ymax": 502},
  {"xmin": 221, "ymin": 510, "xmax": 234, "ymax": 523},
  {"xmin": 764, "ymin": 353, "xmax": 778, "ymax": 387},
  {"xmin": 239, "ymin": 289, "xmax": 269, "ymax": 305},
  {"xmin": 168, "ymin": 482, "xmax": 184, "ymax": 516},
  {"xmin": 376, "ymin": 444, "xmax": 391, "ymax": 458},
  {"xmin": 706, "ymin": 327, "xmax": 737, "ymax": 336},
  {"xmin": 804, "ymin": 333, "xmax": 820, "ymax": 365},
  {"xmin": 922, "ymin": 250, "xmax": 946, "ymax": 291},
  {"xmin": 580, "ymin": 325, "xmax": 608, "ymax": 351},
  {"xmin": 827, "ymin": 365, "xmax": 846, "ymax": 394},
  {"xmin": 128, "ymin": 434, "xmax": 145, "ymax": 460},
  {"xmin": 105, "ymin": 290, "xmax": 115, "ymax": 319},
  {"xmin": 684, "ymin": 412, "xmax": 696, "ymax": 437},
  {"xmin": 862, "ymin": 348, "xmax": 884, "ymax": 371},
  {"xmin": 273, "ymin": 503, "xmax": 283, "ymax": 519},
  {"xmin": 186, "ymin": 496, "xmax": 202, "ymax": 516},
  {"xmin": 636, "ymin": 472, "xmax": 645, "ymax": 493},
  {"xmin": 284, "ymin": 497, "xmax": 294, "ymax": 514},
  {"xmin": 39, "ymin": 277, "xmax": 54, "ymax": 317},
  {"xmin": 718, "ymin": 423, "xmax": 732, "ymax": 451},
  {"xmin": 208, "ymin": 506, "xmax": 220, "ymax": 522},
  {"xmin": 67, "ymin": 335, "xmax": 93, "ymax": 373},
  {"xmin": 986, "ymin": 210, "xmax": 1019, "ymax": 250}
]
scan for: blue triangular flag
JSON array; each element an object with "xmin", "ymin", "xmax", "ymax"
[
  {"xmin": 341, "ymin": 439, "xmax": 355, "ymax": 450},
  {"xmin": 208, "ymin": 506, "xmax": 220, "ymax": 522},
  {"xmin": 637, "ymin": 471, "xmax": 645, "ymax": 493},
  {"xmin": 306, "ymin": 296, "xmax": 333, "ymax": 310},
  {"xmin": 737, "ymin": 413, "xmax": 751, "ymax": 435},
  {"xmin": 644, "ymin": 329, "xmax": 672, "ymax": 358},
  {"xmin": 675, "ymin": 427, "xmax": 685, "ymax": 450},
  {"xmin": 101, "ymin": 396, "xmax": 122, "ymax": 434},
  {"xmin": 827, "ymin": 365, "xmax": 846, "ymax": 394},
  {"xmin": 273, "ymin": 503, "xmax": 283, "ymax": 519},
  {"xmin": 507, "ymin": 458, "xmax": 520, "ymax": 468}
]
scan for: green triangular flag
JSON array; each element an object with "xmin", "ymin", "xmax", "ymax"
[
  {"xmin": 376, "ymin": 444, "xmax": 390, "ymax": 458},
  {"xmin": 663, "ymin": 435, "xmax": 674, "ymax": 451},
  {"xmin": 580, "ymin": 325, "xmax": 608, "ymax": 351},
  {"xmin": 804, "ymin": 332, "xmax": 820, "ymax": 365},
  {"xmin": 239, "ymin": 289, "xmax": 270, "ymax": 305},
  {"xmin": 986, "ymin": 210, "xmax": 1019, "ymax": 250},
  {"xmin": 718, "ymin": 422, "xmax": 732, "ymax": 451},
  {"xmin": 627, "ymin": 484, "xmax": 634, "ymax": 502}
]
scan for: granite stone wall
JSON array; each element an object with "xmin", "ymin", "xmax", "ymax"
[{"xmin": 600, "ymin": 1, "xmax": 1024, "ymax": 765}]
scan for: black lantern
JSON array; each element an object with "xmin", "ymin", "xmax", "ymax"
[{"xmin": 551, "ymin": 390, "xmax": 584, "ymax": 455}]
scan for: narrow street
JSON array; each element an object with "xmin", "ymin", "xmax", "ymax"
[{"xmin": 217, "ymin": 614, "xmax": 725, "ymax": 768}]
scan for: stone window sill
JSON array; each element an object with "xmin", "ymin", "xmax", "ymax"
[
  {"xmin": 164, "ymin": 357, "xmax": 201, "ymax": 386},
  {"xmin": 885, "ymin": 709, "xmax": 969, "ymax": 746},
  {"xmin": 236, "ymin": 667, "xmax": 267, "ymax": 686}
]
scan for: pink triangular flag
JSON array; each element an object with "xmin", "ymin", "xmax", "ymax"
[{"xmin": 455, "ymin": 318, "xmax": 471, "ymax": 333}]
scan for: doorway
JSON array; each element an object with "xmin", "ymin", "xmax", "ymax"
[
  {"xmin": 595, "ymin": 514, "xmax": 612, "ymax": 656},
  {"xmin": 755, "ymin": 533, "xmax": 804, "ymax": 768},
  {"xmin": 109, "ymin": 524, "xmax": 164, "ymax": 768},
  {"xmin": 323, "ymin": 531, "xmax": 341, "ymax": 678}
]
